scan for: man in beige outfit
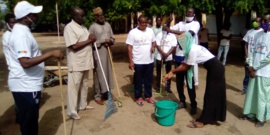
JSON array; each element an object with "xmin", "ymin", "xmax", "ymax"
[
  {"xmin": 89, "ymin": 7, "xmax": 114, "ymax": 105},
  {"xmin": 64, "ymin": 7, "xmax": 96, "ymax": 120}
]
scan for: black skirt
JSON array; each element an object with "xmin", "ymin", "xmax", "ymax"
[{"xmin": 197, "ymin": 57, "xmax": 226, "ymax": 123}]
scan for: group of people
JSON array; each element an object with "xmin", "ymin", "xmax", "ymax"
[
  {"xmin": 2, "ymin": 1, "xmax": 115, "ymax": 134},
  {"xmin": 239, "ymin": 15, "xmax": 270, "ymax": 127},
  {"xmin": 126, "ymin": 7, "xmax": 226, "ymax": 128},
  {"xmin": 1, "ymin": 0, "xmax": 270, "ymax": 134},
  {"xmin": 63, "ymin": 6, "xmax": 115, "ymax": 120}
]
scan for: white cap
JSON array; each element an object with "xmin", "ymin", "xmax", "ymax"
[{"xmin": 14, "ymin": 1, "xmax": 43, "ymax": 19}]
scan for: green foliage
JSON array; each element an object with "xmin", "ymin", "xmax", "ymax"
[{"xmin": 3, "ymin": 0, "xmax": 269, "ymax": 31}]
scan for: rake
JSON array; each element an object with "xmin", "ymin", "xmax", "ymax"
[{"xmin": 94, "ymin": 43, "xmax": 118, "ymax": 120}]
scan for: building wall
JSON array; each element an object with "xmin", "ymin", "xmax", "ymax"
[{"xmin": 206, "ymin": 14, "xmax": 246, "ymax": 35}]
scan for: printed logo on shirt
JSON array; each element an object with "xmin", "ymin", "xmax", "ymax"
[
  {"xmin": 134, "ymin": 37, "xmax": 150, "ymax": 46},
  {"xmin": 254, "ymin": 42, "xmax": 266, "ymax": 55},
  {"xmin": 18, "ymin": 50, "xmax": 27, "ymax": 54}
]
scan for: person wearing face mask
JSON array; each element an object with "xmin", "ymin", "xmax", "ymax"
[
  {"xmin": 1, "ymin": 13, "xmax": 20, "ymax": 124},
  {"xmin": 126, "ymin": 15, "xmax": 156, "ymax": 106},
  {"xmin": 241, "ymin": 14, "xmax": 270, "ymax": 127},
  {"xmin": 64, "ymin": 7, "xmax": 96, "ymax": 120},
  {"xmin": 89, "ymin": 7, "xmax": 115, "ymax": 105},
  {"xmin": 8, "ymin": 1, "xmax": 64, "ymax": 134},
  {"xmin": 2, "ymin": 13, "xmax": 16, "ymax": 68},
  {"xmin": 241, "ymin": 17, "xmax": 263, "ymax": 95},
  {"xmin": 164, "ymin": 32, "xmax": 226, "ymax": 128},
  {"xmin": 163, "ymin": 7, "xmax": 200, "ymax": 115}
]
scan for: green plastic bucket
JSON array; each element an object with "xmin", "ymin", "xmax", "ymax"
[{"xmin": 155, "ymin": 100, "xmax": 178, "ymax": 126}]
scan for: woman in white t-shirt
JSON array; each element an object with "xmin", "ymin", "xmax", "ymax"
[{"xmin": 165, "ymin": 32, "xmax": 226, "ymax": 128}]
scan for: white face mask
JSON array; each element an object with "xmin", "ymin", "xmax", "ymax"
[
  {"xmin": 185, "ymin": 16, "xmax": 194, "ymax": 22},
  {"xmin": 26, "ymin": 17, "xmax": 36, "ymax": 30},
  {"xmin": 6, "ymin": 23, "xmax": 12, "ymax": 31}
]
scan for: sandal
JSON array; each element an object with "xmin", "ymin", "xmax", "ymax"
[
  {"xmin": 190, "ymin": 119, "xmax": 197, "ymax": 123},
  {"xmin": 255, "ymin": 121, "xmax": 265, "ymax": 127},
  {"xmin": 187, "ymin": 121, "xmax": 204, "ymax": 128},
  {"xmin": 136, "ymin": 98, "xmax": 143, "ymax": 106}
]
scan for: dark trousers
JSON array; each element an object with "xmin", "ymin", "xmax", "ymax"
[
  {"xmin": 156, "ymin": 60, "xmax": 172, "ymax": 89},
  {"xmin": 243, "ymin": 65, "xmax": 249, "ymax": 93},
  {"xmin": 175, "ymin": 62, "xmax": 197, "ymax": 108},
  {"xmin": 134, "ymin": 63, "xmax": 154, "ymax": 99},
  {"xmin": 12, "ymin": 91, "xmax": 41, "ymax": 135}
]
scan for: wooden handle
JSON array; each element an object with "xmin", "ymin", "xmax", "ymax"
[
  {"xmin": 58, "ymin": 61, "xmax": 67, "ymax": 135},
  {"xmin": 108, "ymin": 47, "xmax": 121, "ymax": 98}
]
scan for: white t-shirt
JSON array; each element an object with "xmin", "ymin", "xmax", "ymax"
[
  {"xmin": 152, "ymin": 26, "xmax": 162, "ymax": 36},
  {"xmin": 220, "ymin": 29, "xmax": 232, "ymax": 45},
  {"xmin": 2, "ymin": 30, "xmax": 11, "ymax": 68},
  {"xmin": 171, "ymin": 21, "xmax": 200, "ymax": 56},
  {"xmin": 126, "ymin": 27, "xmax": 155, "ymax": 64},
  {"xmin": 184, "ymin": 44, "xmax": 215, "ymax": 65},
  {"xmin": 155, "ymin": 32, "xmax": 177, "ymax": 61},
  {"xmin": 243, "ymin": 28, "xmax": 263, "ymax": 54},
  {"xmin": 8, "ymin": 24, "xmax": 44, "ymax": 92},
  {"xmin": 250, "ymin": 31, "xmax": 270, "ymax": 77}
]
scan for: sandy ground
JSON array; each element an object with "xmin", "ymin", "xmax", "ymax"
[{"xmin": 0, "ymin": 33, "xmax": 270, "ymax": 135}]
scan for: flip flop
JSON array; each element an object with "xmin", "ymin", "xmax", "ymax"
[
  {"xmin": 189, "ymin": 119, "xmax": 197, "ymax": 123},
  {"xmin": 187, "ymin": 122, "xmax": 204, "ymax": 128}
]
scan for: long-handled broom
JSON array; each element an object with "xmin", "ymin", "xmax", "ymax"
[
  {"xmin": 94, "ymin": 43, "xmax": 118, "ymax": 120},
  {"xmin": 57, "ymin": 61, "xmax": 67, "ymax": 135},
  {"xmin": 107, "ymin": 47, "xmax": 123, "ymax": 107},
  {"xmin": 155, "ymin": 31, "xmax": 169, "ymax": 97}
]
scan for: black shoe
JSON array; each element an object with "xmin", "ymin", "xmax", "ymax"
[
  {"xmin": 178, "ymin": 102, "xmax": 187, "ymax": 109},
  {"xmin": 190, "ymin": 108, "xmax": 197, "ymax": 115}
]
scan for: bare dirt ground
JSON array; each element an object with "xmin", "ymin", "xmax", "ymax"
[{"xmin": 0, "ymin": 33, "xmax": 270, "ymax": 135}]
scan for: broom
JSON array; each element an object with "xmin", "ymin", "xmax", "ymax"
[
  {"xmin": 107, "ymin": 47, "xmax": 123, "ymax": 107},
  {"xmin": 57, "ymin": 61, "xmax": 67, "ymax": 135},
  {"xmin": 155, "ymin": 31, "xmax": 169, "ymax": 96},
  {"xmin": 94, "ymin": 42, "xmax": 118, "ymax": 120}
]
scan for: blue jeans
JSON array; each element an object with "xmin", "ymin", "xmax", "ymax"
[
  {"xmin": 217, "ymin": 45, "xmax": 230, "ymax": 65},
  {"xmin": 134, "ymin": 63, "xmax": 154, "ymax": 99},
  {"xmin": 243, "ymin": 65, "xmax": 249, "ymax": 93}
]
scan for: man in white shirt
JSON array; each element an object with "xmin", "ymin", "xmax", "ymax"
[
  {"xmin": 163, "ymin": 7, "xmax": 200, "ymax": 114},
  {"xmin": 155, "ymin": 32, "xmax": 177, "ymax": 93},
  {"xmin": 8, "ymin": 1, "xmax": 63, "ymax": 135},
  {"xmin": 217, "ymin": 24, "xmax": 232, "ymax": 65},
  {"xmin": 241, "ymin": 17, "xmax": 262, "ymax": 95},
  {"xmin": 242, "ymin": 14, "xmax": 270, "ymax": 127},
  {"xmin": 126, "ymin": 15, "xmax": 156, "ymax": 106},
  {"xmin": 1, "ymin": 13, "xmax": 20, "ymax": 123},
  {"xmin": 2, "ymin": 13, "xmax": 16, "ymax": 67},
  {"xmin": 152, "ymin": 16, "xmax": 163, "ymax": 36}
]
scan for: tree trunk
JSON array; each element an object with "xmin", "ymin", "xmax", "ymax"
[{"xmin": 215, "ymin": 4, "xmax": 223, "ymax": 45}]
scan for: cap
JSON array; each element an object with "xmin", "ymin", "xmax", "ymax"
[
  {"xmin": 14, "ymin": 1, "xmax": 43, "ymax": 19},
  {"xmin": 93, "ymin": 7, "xmax": 103, "ymax": 15}
]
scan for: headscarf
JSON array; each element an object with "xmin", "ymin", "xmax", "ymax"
[{"xmin": 177, "ymin": 32, "xmax": 194, "ymax": 89}]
